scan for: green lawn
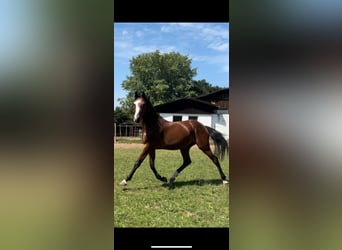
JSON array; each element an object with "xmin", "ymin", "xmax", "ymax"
[{"xmin": 114, "ymin": 145, "xmax": 229, "ymax": 227}]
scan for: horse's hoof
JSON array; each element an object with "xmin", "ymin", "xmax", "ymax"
[
  {"xmin": 169, "ymin": 177, "xmax": 175, "ymax": 186},
  {"xmin": 161, "ymin": 177, "xmax": 168, "ymax": 183},
  {"xmin": 120, "ymin": 179, "xmax": 128, "ymax": 186},
  {"xmin": 168, "ymin": 181, "xmax": 175, "ymax": 189},
  {"xmin": 222, "ymin": 180, "xmax": 229, "ymax": 185}
]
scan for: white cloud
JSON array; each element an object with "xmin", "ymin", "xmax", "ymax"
[
  {"xmin": 160, "ymin": 25, "xmax": 172, "ymax": 32},
  {"xmin": 191, "ymin": 54, "xmax": 208, "ymax": 62},
  {"xmin": 160, "ymin": 23, "xmax": 229, "ymax": 53},
  {"xmin": 115, "ymin": 41, "xmax": 129, "ymax": 49},
  {"xmin": 135, "ymin": 31, "xmax": 144, "ymax": 37},
  {"xmin": 114, "ymin": 23, "xmax": 229, "ymax": 84},
  {"xmin": 223, "ymin": 64, "xmax": 229, "ymax": 73},
  {"xmin": 208, "ymin": 42, "xmax": 229, "ymax": 52}
]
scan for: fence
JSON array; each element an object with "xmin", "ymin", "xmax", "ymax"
[{"xmin": 114, "ymin": 123, "xmax": 142, "ymax": 143}]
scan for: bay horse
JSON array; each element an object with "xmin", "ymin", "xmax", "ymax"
[{"xmin": 120, "ymin": 91, "xmax": 229, "ymax": 187}]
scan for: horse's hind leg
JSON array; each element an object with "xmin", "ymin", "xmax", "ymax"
[
  {"xmin": 199, "ymin": 145, "xmax": 228, "ymax": 184},
  {"xmin": 169, "ymin": 147, "xmax": 192, "ymax": 186},
  {"xmin": 149, "ymin": 149, "xmax": 167, "ymax": 183}
]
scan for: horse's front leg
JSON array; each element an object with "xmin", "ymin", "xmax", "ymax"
[
  {"xmin": 149, "ymin": 149, "xmax": 167, "ymax": 183},
  {"xmin": 120, "ymin": 144, "xmax": 150, "ymax": 185}
]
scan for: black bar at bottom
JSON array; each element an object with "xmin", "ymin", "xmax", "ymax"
[{"xmin": 114, "ymin": 228, "xmax": 229, "ymax": 250}]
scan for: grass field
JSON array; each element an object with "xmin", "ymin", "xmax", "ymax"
[{"xmin": 114, "ymin": 143, "xmax": 229, "ymax": 228}]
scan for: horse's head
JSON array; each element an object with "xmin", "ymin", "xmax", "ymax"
[{"xmin": 133, "ymin": 91, "xmax": 147, "ymax": 123}]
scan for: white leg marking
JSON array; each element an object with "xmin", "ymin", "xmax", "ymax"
[
  {"xmin": 120, "ymin": 179, "xmax": 128, "ymax": 185},
  {"xmin": 171, "ymin": 171, "xmax": 178, "ymax": 179}
]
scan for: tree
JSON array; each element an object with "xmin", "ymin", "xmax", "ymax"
[
  {"xmin": 113, "ymin": 106, "xmax": 132, "ymax": 124},
  {"xmin": 121, "ymin": 50, "xmax": 196, "ymax": 106},
  {"xmin": 118, "ymin": 50, "xmax": 223, "ymax": 118},
  {"xmin": 187, "ymin": 79, "xmax": 223, "ymax": 98}
]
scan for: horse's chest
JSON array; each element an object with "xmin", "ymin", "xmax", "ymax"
[
  {"xmin": 142, "ymin": 131, "xmax": 160, "ymax": 144},
  {"xmin": 142, "ymin": 132, "xmax": 148, "ymax": 143}
]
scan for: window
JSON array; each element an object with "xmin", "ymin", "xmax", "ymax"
[
  {"xmin": 188, "ymin": 116, "xmax": 198, "ymax": 121},
  {"xmin": 173, "ymin": 115, "xmax": 182, "ymax": 122}
]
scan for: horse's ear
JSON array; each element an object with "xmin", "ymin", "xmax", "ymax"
[
  {"xmin": 134, "ymin": 91, "xmax": 139, "ymax": 99},
  {"xmin": 141, "ymin": 92, "xmax": 146, "ymax": 99}
]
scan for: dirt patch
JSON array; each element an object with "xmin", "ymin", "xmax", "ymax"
[
  {"xmin": 114, "ymin": 143, "xmax": 142, "ymax": 149},
  {"xmin": 114, "ymin": 143, "xmax": 207, "ymax": 151}
]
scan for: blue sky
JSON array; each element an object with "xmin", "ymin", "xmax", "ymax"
[{"xmin": 114, "ymin": 23, "xmax": 229, "ymax": 108}]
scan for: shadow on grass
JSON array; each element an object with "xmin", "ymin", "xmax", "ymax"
[
  {"xmin": 163, "ymin": 179, "xmax": 227, "ymax": 189},
  {"xmin": 118, "ymin": 179, "xmax": 228, "ymax": 191}
]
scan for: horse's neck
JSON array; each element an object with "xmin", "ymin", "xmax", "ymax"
[
  {"xmin": 142, "ymin": 115, "xmax": 160, "ymax": 133},
  {"xmin": 158, "ymin": 115, "xmax": 169, "ymax": 124}
]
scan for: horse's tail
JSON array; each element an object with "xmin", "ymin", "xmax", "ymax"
[{"xmin": 205, "ymin": 126, "xmax": 229, "ymax": 161}]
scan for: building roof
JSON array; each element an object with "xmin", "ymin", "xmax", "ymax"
[
  {"xmin": 197, "ymin": 88, "xmax": 229, "ymax": 109},
  {"xmin": 154, "ymin": 98, "xmax": 219, "ymax": 114},
  {"xmin": 197, "ymin": 88, "xmax": 229, "ymax": 99},
  {"xmin": 155, "ymin": 88, "xmax": 229, "ymax": 114}
]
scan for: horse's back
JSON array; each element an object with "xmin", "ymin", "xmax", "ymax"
[
  {"xmin": 182, "ymin": 120, "xmax": 208, "ymax": 134},
  {"xmin": 156, "ymin": 119, "xmax": 206, "ymax": 149}
]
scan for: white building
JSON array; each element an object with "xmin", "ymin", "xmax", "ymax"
[{"xmin": 155, "ymin": 88, "xmax": 229, "ymax": 140}]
